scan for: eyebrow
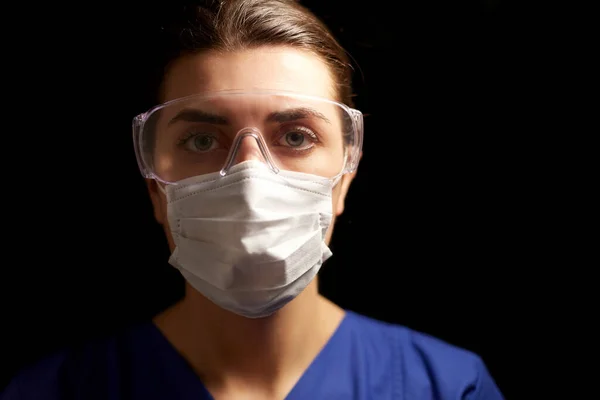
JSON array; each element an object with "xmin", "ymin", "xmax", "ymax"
[
  {"xmin": 168, "ymin": 109, "xmax": 228, "ymax": 126},
  {"xmin": 267, "ymin": 108, "xmax": 331, "ymax": 124},
  {"xmin": 168, "ymin": 107, "xmax": 331, "ymax": 126}
]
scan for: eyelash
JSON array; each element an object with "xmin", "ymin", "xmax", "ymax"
[
  {"xmin": 283, "ymin": 125, "xmax": 319, "ymax": 142},
  {"xmin": 176, "ymin": 130, "xmax": 211, "ymax": 146}
]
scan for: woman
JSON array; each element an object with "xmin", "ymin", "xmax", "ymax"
[{"xmin": 2, "ymin": 1, "xmax": 504, "ymax": 399}]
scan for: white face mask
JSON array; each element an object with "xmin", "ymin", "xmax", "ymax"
[{"xmin": 163, "ymin": 160, "xmax": 335, "ymax": 318}]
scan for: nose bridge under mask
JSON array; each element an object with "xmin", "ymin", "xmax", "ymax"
[{"xmin": 220, "ymin": 127, "xmax": 280, "ymax": 176}]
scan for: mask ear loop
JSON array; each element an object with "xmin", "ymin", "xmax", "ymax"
[
  {"xmin": 157, "ymin": 182, "xmax": 167, "ymax": 196},
  {"xmin": 330, "ymin": 147, "xmax": 350, "ymax": 187},
  {"xmin": 331, "ymin": 174, "xmax": 343, "ymax": 187}
]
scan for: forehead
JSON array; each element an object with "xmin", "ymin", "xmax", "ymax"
[{"xmin": 160, "ymin": 46, "xmax": 335, "ymax": 103}]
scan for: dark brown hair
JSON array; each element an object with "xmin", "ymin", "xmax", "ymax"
[{"xmin": 149, "ymin": 0, "xmax": 354, "ymax": 107}]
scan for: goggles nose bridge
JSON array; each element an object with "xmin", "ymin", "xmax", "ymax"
[{"xmin": 219, "ymin": 127, "xmax": 281, "ymax": 176}]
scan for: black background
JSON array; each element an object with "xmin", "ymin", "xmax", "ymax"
[{"xmin": 1, "ymin": 1, "xmax": 530, "ymax": 398}]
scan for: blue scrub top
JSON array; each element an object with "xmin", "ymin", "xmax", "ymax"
[{"xmin": 1, "ymin": 311, "xmax": 503, "ymax": 399}]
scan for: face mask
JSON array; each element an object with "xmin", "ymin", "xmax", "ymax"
[{"xmin": 164, "ymin": 160, "xmax": 334, "ymax": 318}]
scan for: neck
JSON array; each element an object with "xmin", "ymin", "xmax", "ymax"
[{"xmin": 153, "ymin": 278, "xmax": 345, "ymax": 395}]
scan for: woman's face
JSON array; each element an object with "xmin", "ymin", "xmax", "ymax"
[{"xmin": 148, "ymin": 45, "xmax": 356, "ymax": 248}]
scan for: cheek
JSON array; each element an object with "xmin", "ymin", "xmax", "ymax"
[
  {"xmin": 330, "ymin": 184, "xmax": 343, "ymax": 215},
  {"xmin": 324, "ymin": 222, "xmax": 334, "ymax": 245},
  {"xmin": 151, "ymin": 190, "xmax": 176, "ymax": 250},
  {"xmin": 152, "ymin": 191, "xmax": 168, "ymax": 223},
  {"xmin": 164, "ymin": 223, "xmax": 176, "ymax": 252},
  {"xmin": 159, "ymin": 195, "xmax": 176, "ymax": 249}
]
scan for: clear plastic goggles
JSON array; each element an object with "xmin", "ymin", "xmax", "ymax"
[{"xmin": 132, "ymin": 90, "xmax": 363, "ymax": 184}]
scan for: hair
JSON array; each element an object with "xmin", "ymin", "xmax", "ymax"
[{"xmin": 144, "ymin": 0, "xmax": 354, "ymax": 108}]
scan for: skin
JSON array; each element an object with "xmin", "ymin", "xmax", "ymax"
[{"xmin": 147, "ymin": 46, "xmax": 358, "ymax": 399}]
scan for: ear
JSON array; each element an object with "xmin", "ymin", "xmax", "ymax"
[
  {"xmin": 334, "ymin": 152, "xmax": 362, "ymax": 216},
  {"xmin": 146, "ymin": 178, "xmax": 167, "ymax": 225}
]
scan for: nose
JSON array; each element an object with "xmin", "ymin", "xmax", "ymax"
[
  {"xmin": 220, "ymin": 128, "xmax": 280, "ymax": 176},
  {"xmin": 232, "ymin": 131, "xmax": 265, "ymax": 164}
]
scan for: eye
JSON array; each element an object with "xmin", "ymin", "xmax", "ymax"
[
  {"xmin": 285, "ymin": 131, "xmax": 306, "ymax": 147},
  {"xmin": 277, "ymin": 126, "xmax": 319, "ymax": 151},
  {"xmin": 179, "ymin": 133, "xmax": 220, "ymax": 153}
]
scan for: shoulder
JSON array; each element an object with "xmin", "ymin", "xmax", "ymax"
[
  {"xmin": 1, "ymin": 323, "xmax": 152, "ymax": 400},
  {"xmin": 343, "ymin": 311, "xmax": 504, "ymax": 400},
  {"xmin": 1, "ymin": 351, "xmax": 69, "ymax": 400}
]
